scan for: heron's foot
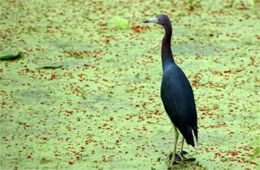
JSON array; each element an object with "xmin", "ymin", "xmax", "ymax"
[
  {"xmin": 168, "ymin": 150, "xmax": 188, "ymax": 160},
  {"xmin": 180, "ymin": 150, "xmax": 188, "ymax": 155},
  {"xmin": 168, "ymin": 151, "xmax": 196, "ymax": 162},
  {"xmin": 177, "ymin": 152, "xmax": 196, "ymax": 162},
  {"xmin": 168, "ymin": 152, "xmax": 183, "ymax": 168},
  {"xmin": 168, "ymin": 157, "xmax": 181, "ymax": 169},
  {"xmin": 186, "ymin": 157, "xmax": 196, "ymax": 162},
  {"xmin": 168, "ymin": 152, "xmax": 183, "ymax": 162}
]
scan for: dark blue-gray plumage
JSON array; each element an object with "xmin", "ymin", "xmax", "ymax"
[
  {"xmin": 144, "ymin": 14, "xmax": 198, "ymax": 167},
  {"xmin": 161, "ymin": 64, "xmax": 198, "ymax": 146}
]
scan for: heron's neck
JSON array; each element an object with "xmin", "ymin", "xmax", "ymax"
[{"xmin": 161, "ymin": 23, "xmax": 174, "ymax": 72}]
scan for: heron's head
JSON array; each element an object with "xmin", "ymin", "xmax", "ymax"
[{"xmin": 144, "ymin": 14, "xmax": 170, "ymax": 26}]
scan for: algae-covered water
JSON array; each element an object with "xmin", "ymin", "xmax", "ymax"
[{"xmin": 0, "ymin": 0, "xmax": 259, "ymax": 169}]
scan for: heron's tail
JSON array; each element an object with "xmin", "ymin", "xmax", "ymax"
[{"xmin": 182, "ymin": 125, "xmax": 198, "ymax": 147}]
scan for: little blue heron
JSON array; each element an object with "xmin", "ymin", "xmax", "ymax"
[{"xmin": 144, "ymin": 14, "xmax": 198, "ymax": 167}]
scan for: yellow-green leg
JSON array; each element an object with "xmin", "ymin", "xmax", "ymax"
[
  {"xmin": 169, "ymin": 126, "xmax": 179, "ymax": 168},
  {"xmin": 178, "ymin": 136, "xmax": 186, "ymax": 160},
  {"xmin": 179, "ymin": 136, "xmax": 196, "ymax": 162}
]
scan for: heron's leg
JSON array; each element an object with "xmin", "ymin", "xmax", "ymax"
[
  {"xmin": 180, "ymin": 136, "xmax": 188, "ymax": 155},
  {"xmin": 169, "ymin": 125, "xmax": 179, "ymax": 167},
  {"xmin": 178, "ymin": 136, "xmax": 196, "ymax": 162},
  {"xmin": 177, "ymin": 136, "xmax": 186, "ymax": 161},
  {"xmin": 179, "ymin": 136, "xmax": 188, "ymax": 155}
]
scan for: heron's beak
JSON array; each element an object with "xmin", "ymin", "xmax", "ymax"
[{"xmin": 144, "ymin": 17, "xmax": 158, "ymax": 23}]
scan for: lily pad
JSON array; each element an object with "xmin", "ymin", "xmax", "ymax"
[
  {"xmin": 36, "ymin": 60, "xmax": 89, "ymax": 69},
  {"xmin": 0, "ymin": 51, "xmax": 22, "ymax": 60},
  {"xmin": 37, "ymin": 61, "xmax": 63, "ymax": 69},
  {"xmin": 39, "ymin": 64, "xmax": 63, "ymax": 69},
  {"xmin": 113, "ymin": 16, "xmax": 129, "ymax": 30}
]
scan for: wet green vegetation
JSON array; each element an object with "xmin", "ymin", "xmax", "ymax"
[{"xmin": 0, "ymin": 0, "xmax": 259, "ymax": 169}]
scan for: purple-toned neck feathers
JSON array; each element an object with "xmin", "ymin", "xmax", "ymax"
[
  {"xmin": 161, "ymin": 18, "xmax": 174, "ymax": 67},
  {"xmin": 144, "ymin": 14, "xmax": 175, "ymax": 71}
]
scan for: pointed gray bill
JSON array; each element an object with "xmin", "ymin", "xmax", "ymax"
[{"xmin": 144, "ymin": 17, "xmax": 158, "ymax": 23}]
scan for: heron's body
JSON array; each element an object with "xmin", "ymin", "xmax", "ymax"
[
  {"xmin": 161, "ymin": 62, "xmax": 197, "ymax": 146},
  {"xmin": 144, "ymin": 14, "xmax": 198, "ymax": 167}
]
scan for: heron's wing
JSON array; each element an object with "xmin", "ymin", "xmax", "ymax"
[{"xmin": 161, "ymin": 65, "xmax": 198, "ymax": 146}]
